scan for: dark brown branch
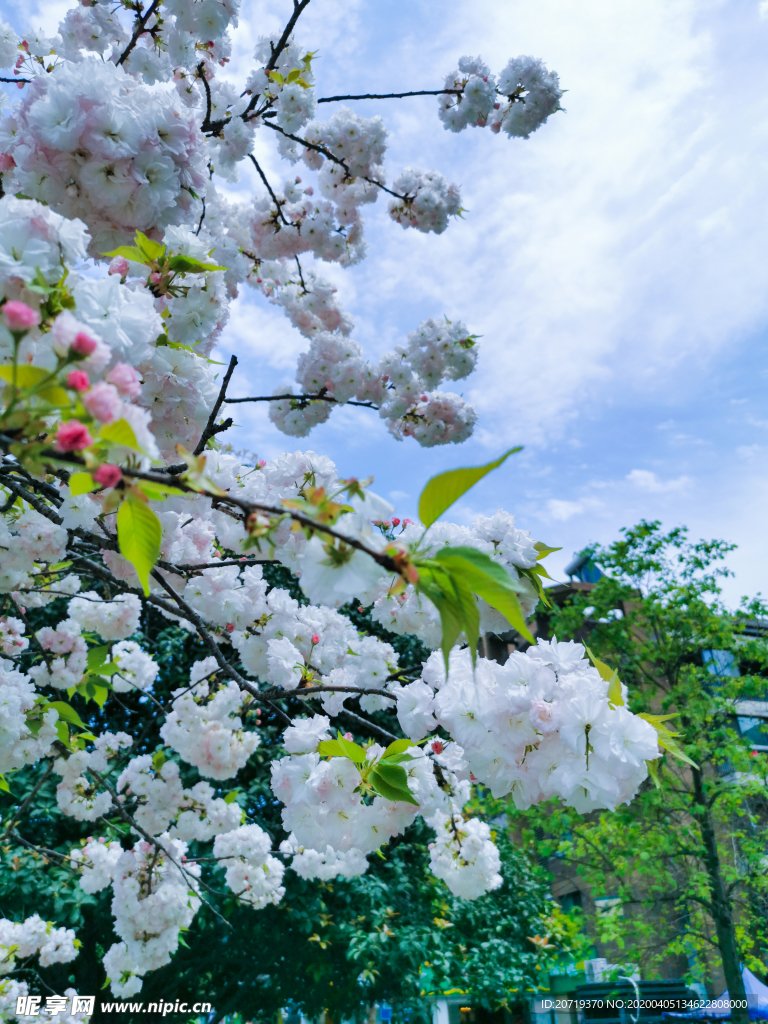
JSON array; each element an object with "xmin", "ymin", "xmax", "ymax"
[
  {"xmin": 116, "ymin": 0, "xmax": 161, "ymax": 67},
  {"xmin": 0, "ymin": 77, "xmax": 30, "ymax": 84},
  {"xmin": 193, "ymin": 353, "xmax": 238, "ymax": 456},
  {"xmin": 318, "ymin": 89, "xmax": 463, "ymax": 103},
  {"xmin": 294, "ymin": 255, "xmax": 307, "ymax": 292},
  {"xmin": 241, "ymin": 0, "xmax": 313, "ymax": 119},
  {"xmin": 197, "ymin": 62, "xmax": 214, "ymax": 133},
  {"xmin": 225, "ymin": 393, "xmax": 376, "ymax": 409},
  {"xmin": 248, "ymin": 154, "xmax": 290, "ymax": 226}
]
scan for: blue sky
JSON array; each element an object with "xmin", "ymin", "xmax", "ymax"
[{"xmin": 7, "ymin": 0, "xmax": 768, "ymax": 604}]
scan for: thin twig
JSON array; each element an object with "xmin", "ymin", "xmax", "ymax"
[
  {"xmin": 318, "ymin": 89, "xmax": 463, "ymax": 103},
  {"xmin": 193, "ymin": 354, "xmax": 238, "ymax": 456},
  {"xmin": 294, "ymin": 255, "xmax": 307, "ymax": 292},
  {"xmin": 248, "ymin": 154, "xmax": 290, "ymax": 226},
  {"xmin": 262, "ymin": 121, "xmax": 408, "ymax": 201},
  {"xmin": 225, "ymin": 393, "xmax": 376, "ymax": 409}
]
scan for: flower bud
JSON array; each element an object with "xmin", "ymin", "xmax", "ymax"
[
  {"xmin": 93, "ymin": 464, "xmax": 122, "ymax": 488},
  {"xmin": 66, "ymin": 370, "xmax": 90, "ymax": 392},
  {"xmin": 3, "ymin": 301, "xmax": 40, "ymax": 331},
  {"xmin": 55, "ymin": 420, "xmax": 93, "ymax": 452}
]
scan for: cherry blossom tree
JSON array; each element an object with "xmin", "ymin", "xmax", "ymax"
[{"xmin": 0, "ymin": 1, "xmax": 675, "ymax": 1016}]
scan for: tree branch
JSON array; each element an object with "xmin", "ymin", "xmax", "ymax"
[
  {"xmin": 318, "ymin": 88, "xmax": 463, "ymax": 103},
  {"xmin": 193, "ymin": 354, "xmax": 238, "ymax": 456},
  {"xmin": 116, "ymin": 0, "xmax": 161, "ymax": 67},
  {"xmin": 225, "ymin": 392, "xmax": 376, "ymax": 409},
  {"xmin": 247, "ymin": 154, "xmax": 290, "ymax": 226}
]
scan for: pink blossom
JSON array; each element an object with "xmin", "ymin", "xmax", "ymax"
[
  {"xmin": 0, "ymin": 154, "xmax": 15, "ymax": 171},
  {"xmin": 83, "ymin": 382, "xmax": 122, "ymax": 423},
  {"xmin": 430, "ymin": 740, "xmax": 444, "ymax": 754},
  {"xmin": 66, "ymin": 370, "xmax": 90, "ymax": 392},
  {"xmin": 72, "ymin": 331, "xmax": 98, "ymax": 356},
  {"xmin": 529, "ymin": 700, "xmax": 559, "ymax": 734},
  {"xmin": 106, "ymin": 362, "xmax": 142, "ymax": 398},
  {"xmin": 109, "ymin": 256, "xmax": 130, "ymax": 276},
  {"xmin": 311, "ymin": 634, "xmax": 319, "ymax": 645},
  {"xmin": 55, "ymin": 420, "xmax": 93, "ymax": 452},
  {"xmin": 225, "ymin": 623, "xmax": 235, "ymax": 633},
  {"xmin": 343, "ymin": 732, "xmax": 353, "ymax": 741},
  {"xmin": 3, "ymin": 301, "xmax": 40, "ymax": 331},
  {"xmin": 93, "ymin": 464, "xmax": 122, "ymax": 488},
  {"xmin": 392, "ymin": 517, "xmax": 401, "ymax": 527}
]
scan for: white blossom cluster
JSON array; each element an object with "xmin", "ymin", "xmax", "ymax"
[
  {"xmin": 71, "ymin": 836, "xmax": 201, "ymax": 999},
  {"xmin": 270, "ymin": 316, "xmax": 478, "ymax": 444},
  {"xmin": 412, "ymin": 641, "xmax": 660, "ymax": 812},
  {"xmin": 212, "ymin": 824, "xmax": 286, "ymax": 908},
  {"xmin": 0, "ymin": 658, "xmax": 59, "ymax": 774},
  {"xmin": 1, "ymin": 61, "xmax": 207, "ymax": 253},
  {"xmin": 160, "ymin": 660, "xmax": 261, "ymax": 780},
  {"xmin": 0, "ymin": 913, "xmax": 78, "ymax": 976},
  {"xmin": 0, "ymin": 914, "xmax": 80, "ymax": 1022},
  {"xmin": 439, "ymin": 54, "xmax": 563, "ymax": 138},
  {"xmin": 53, "ymin": 732, "xmax": 132, "ymax": 821}
]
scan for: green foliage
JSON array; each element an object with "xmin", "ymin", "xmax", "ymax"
[
  {"xmin": 417, "ymin": 448, "xmax": 522, "ymax": 528},
  {"xmin": 116, "ymin": 495, "xmax": 163, "ymax": 595},
  {"xmin": 508, "ymin": 521, "xmax": 768, "ymax": 989}
]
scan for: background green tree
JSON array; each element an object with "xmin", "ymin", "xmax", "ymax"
[{"xmin": 508, "ymin": 522, "xmax": 768, "ymax": 1024}]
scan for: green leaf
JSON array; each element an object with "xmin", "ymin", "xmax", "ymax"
[
  {"xmin": 55, "ymin": 720, "xmax": 70, "ymax": 746},
  {"xmin": 0, "ymin": 774, "xmax": 10, "ymax": 794},
  {"xmin": 379, "ymin": 752, "xmax": 415, "ymax": 765},
  {"xmin": 0, "ymin": 365, "xmax": 51, "ymax": 388},
  {"xmin": 369, "ymin": 763, "xmax": 418, "ymax": 805},
  {"xmin": 47, "ymin": 700, "xmax": 87, "ymax": 730},
  {"xmin": 285, "ymin": 68, "xmax": 301, "ymax": 83},
  {"xmin": 417, "ymin": 448, "xmax": 522, "ymax": 528},
  {"xmin": 101, "ymin": 245, "xmax": 148, "ymax": 264},
  {"xmin": 116, "ymin": 495, "xmax": 162, "ymax": 595},
  {"xmin": 88, "ymin": 662, "xmax": 120, "ymax": 678},
  {"xmin": 87, "ymin": 644, "xmax": 110, "ymax": 670},
  {"xmin": 646, "ymin": 758, "xmax": 662, "ymax": 789},
  {"xmin": 89, "ymin": 683, "xmax": 110, "ymax": 708},
  {"xmin": 382, "ymin": 738, "xmax": 414, "ymax": 759},
  {"xmin": 638, "ymin": 713, "xmax": 698, "ymax": 769},
  {"xmin": 152, "ymin": 750, "xmax": 166, "ymax": 772},
  {"xmin": 98, "ymin": 417, "xmax": 142, "ymax": 453},
  {"xmin": 138, "ymin": 480, "xmax": 185, "ymax": 501},
  {"xmin": 318, "ymin": 734, "xmax": 368, "ymax": 763},
  {"xmin": 69, "ymin": 471, "xmax": 96, "ymax": 496},
  {"xmin": 37, "ymin": 385, "xmax": 72, "ymax": 407},
  {"xmin": 417, "ymin": 570, "xmax": 466, "ymax": 669},
  {"xmin": 167, "ymin": 254, "xmax": 227, "ymax": 274},
  {"xmin": 585, "ymin": 646, "xmax": 624, "ymax": 706},
  {"xmin": 224, "ymin": 789, "xmax": 240, "ymax": 804},
  {"xmin": 134, "ymin": 231, "xmax": 166, "ymax": 261},
  {"xmin": 534, "ymin": 542, "xmax": 562, "ymax": 560},
  {"xmin": 432, "ymin": 546, "xmax": 533, "ymax": 643}
]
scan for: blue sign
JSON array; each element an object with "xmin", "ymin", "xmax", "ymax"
[{"xmin": 380, "ymin": 1007, "xmax": 393, "ymax": 1022}]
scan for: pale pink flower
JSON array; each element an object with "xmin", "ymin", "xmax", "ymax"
[{"xmin": 83, "ymin": 382, "xmax": 122, "ymax": 423}]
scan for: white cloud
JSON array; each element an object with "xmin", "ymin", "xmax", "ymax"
[
  {"xmin": 546, "ymin": 497, "xmax": 604, "ymax": 522},
  {"xmin": 625, "ymin": 469, "xmax": 691, "ymax": 492}
]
